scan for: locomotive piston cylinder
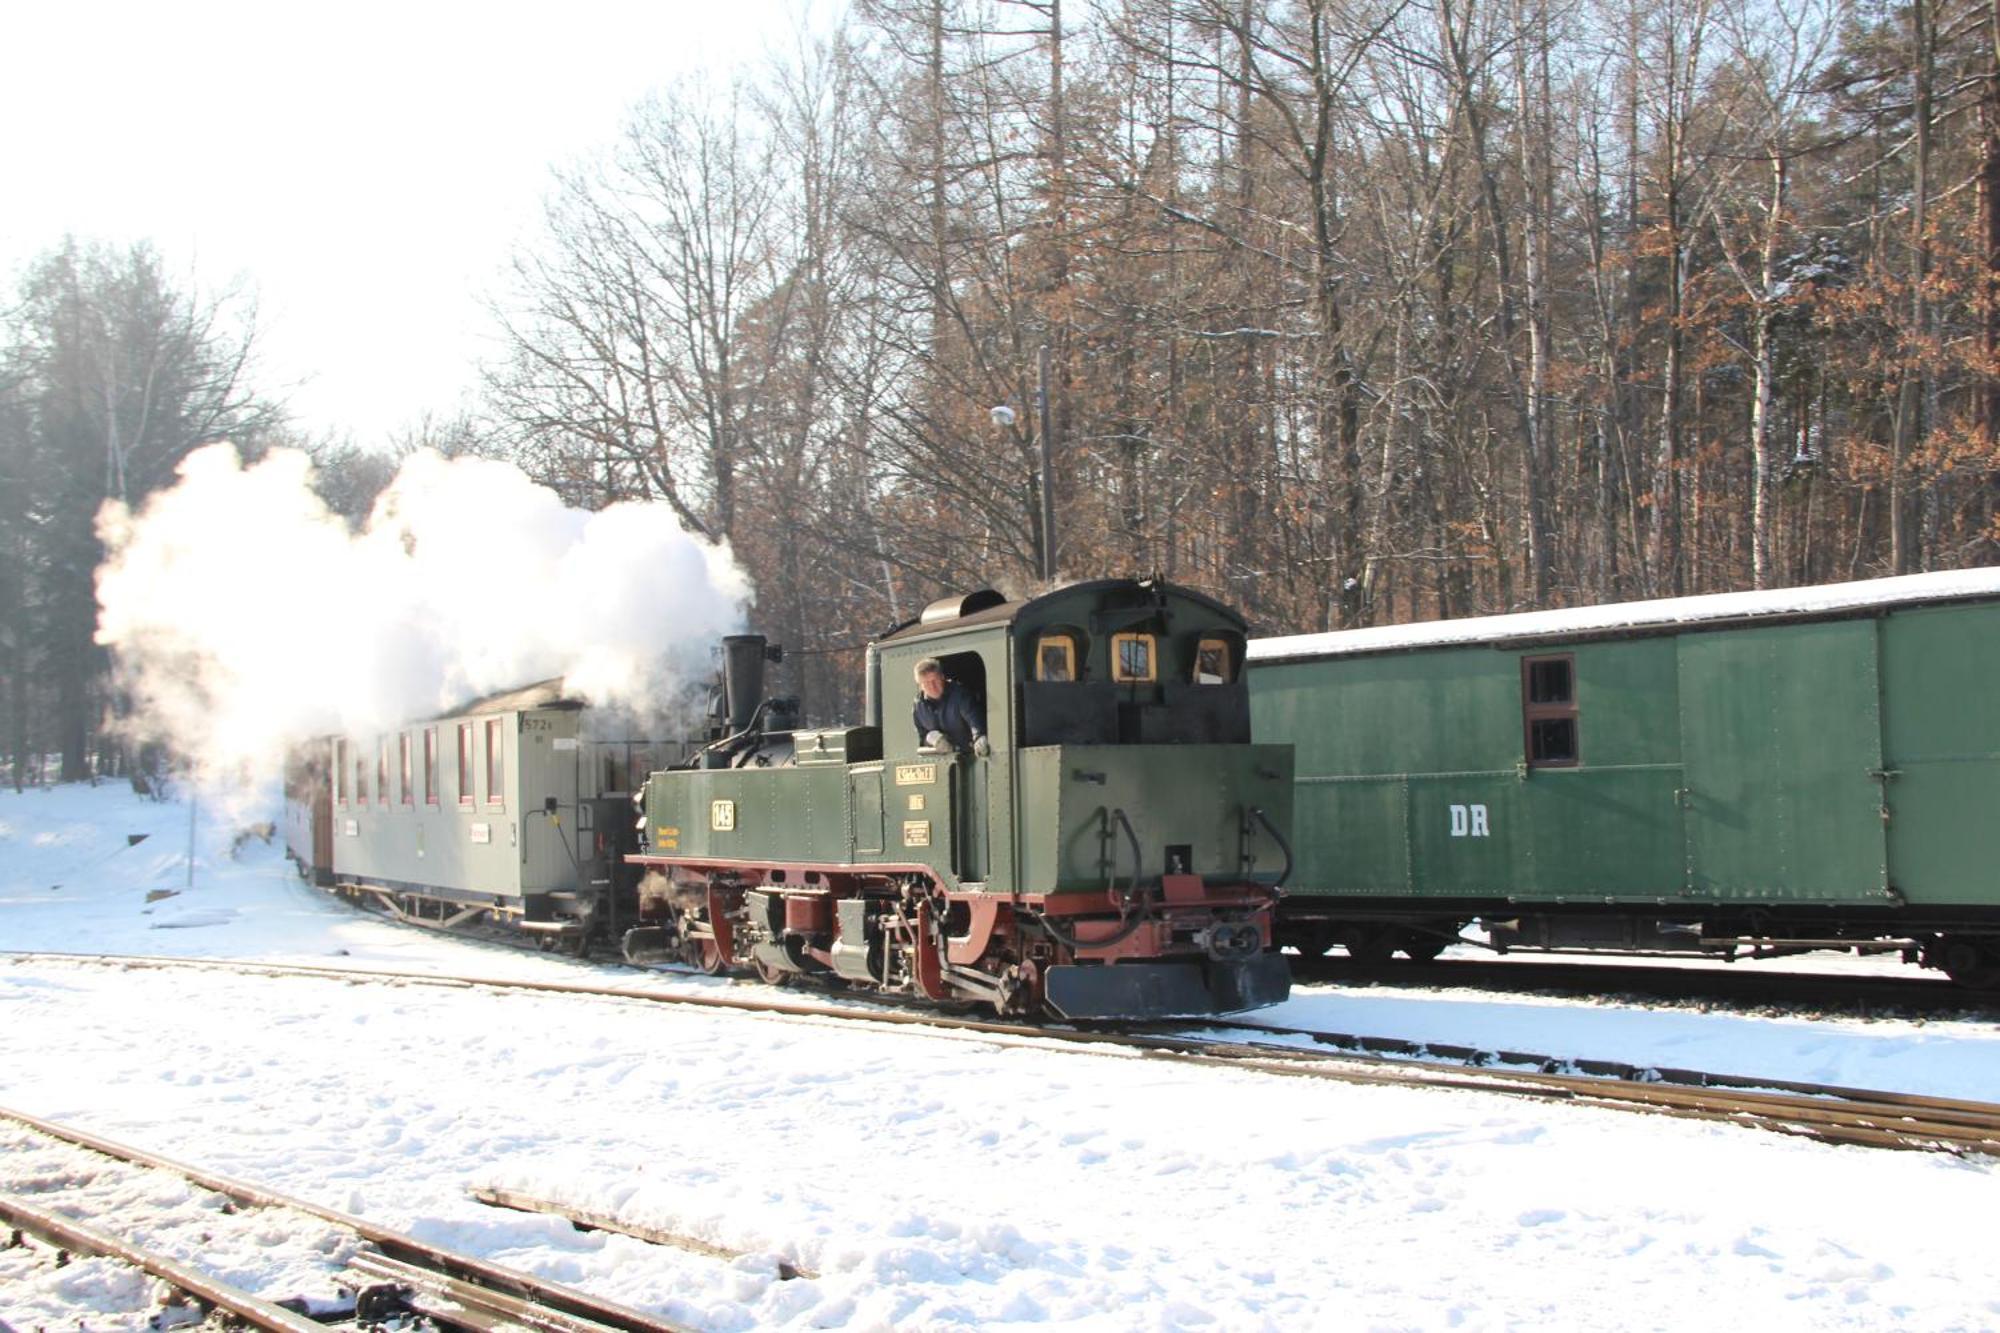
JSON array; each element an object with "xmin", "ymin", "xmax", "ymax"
[{"xmin": 784, "ymin": 894, "xmax": 833, "ymax": 936}]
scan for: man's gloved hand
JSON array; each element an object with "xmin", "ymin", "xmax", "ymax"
[
  {"xmin": 925, "ymin": 730, "xmax": 947, "ymax": 752},
  {"xmin": 972, "ymin": 735, "xmax": 991, "ymax": 757}
]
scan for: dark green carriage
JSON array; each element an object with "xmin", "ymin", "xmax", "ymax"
[
  {"xmin": 632, "ymin": 578, "xmax": 1295, "ymax": 1017},
  {"xmin": 1246, "ymin": 570, "xmax": 2000, "ymax": 985}
]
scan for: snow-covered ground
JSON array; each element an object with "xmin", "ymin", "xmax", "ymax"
[{"xmin": 3, "ymin": 782, "xmax": 1998, "ymax": 1330}]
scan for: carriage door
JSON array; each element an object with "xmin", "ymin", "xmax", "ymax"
[{"xmin": 1676, "ymin": 619, "xmax": 1889, "ymax": 903}]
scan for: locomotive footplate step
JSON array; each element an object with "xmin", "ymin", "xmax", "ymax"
[{"xmin": 1044, "ymin": 954, "xmax": 1291, "ymax": 1020}]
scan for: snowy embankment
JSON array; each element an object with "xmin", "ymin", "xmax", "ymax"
[{"xmin": 2, "ymin": 782, "xmax": 1998, "ymax": 1331}]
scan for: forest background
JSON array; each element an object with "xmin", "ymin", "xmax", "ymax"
[{"xmin": 5, "ymin": 0, "xmax": 1998, "ymax": 784}]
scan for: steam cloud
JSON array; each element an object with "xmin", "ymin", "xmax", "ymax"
[{"xmin": 96, "ymin": 443, "xmax": 752, "ymax": 802}]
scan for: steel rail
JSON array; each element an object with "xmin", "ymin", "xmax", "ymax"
[
  {"xmin": 344, "ymin": 1251, "xmax": 633, "ymax": 1333},
  {"xmin": 1174, "ymin": 1013, "xmax": 2000, "ymax": 1111},
  {"xmin": 0, "ymin": 1104, "xmax": 693, "ymax": 1333},
  {"xmin": 10, "ymin": 950, "xmax": 2000, "ymax": 1158},
  {"xmin": 0, "ymin": 1191, "xmax": 325, "ymax": 1333},
  {"xmin": 1287, "ymin": 954, "xmax": 1983, "ymax": 1015}
]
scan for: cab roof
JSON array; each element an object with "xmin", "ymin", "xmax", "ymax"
[{"xmin": 875, "ymin": 577, "xmax": 1246, "ymax": 648}]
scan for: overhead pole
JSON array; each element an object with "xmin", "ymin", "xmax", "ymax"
[{"xmin": 1037, "ymin": 342, "xmax": 1057, "ymax": 581}]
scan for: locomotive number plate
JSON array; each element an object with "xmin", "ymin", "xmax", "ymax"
[
  {"xmin": 895, "ymin": 764, "xmax": 937, "ymax": 786},
  {"xmin": 907, "ymin": 793, "xmax": 926, "ymax": 811},
  {"xmin": 710, "ymin": 799, "xmax": 736, "ymax": 831},
  {"xmin": 902, "ymin": 820, "xmax": 931, "ymax": 847}
]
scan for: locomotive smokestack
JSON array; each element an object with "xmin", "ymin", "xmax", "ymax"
[{"xmin": 721, "ymin": 634, "xmax": 768, "ymax": 733}]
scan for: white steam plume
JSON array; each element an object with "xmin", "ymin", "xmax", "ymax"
[{"xmin": 96, "ymin": 443, "xmax": 751, "ymax": 802}]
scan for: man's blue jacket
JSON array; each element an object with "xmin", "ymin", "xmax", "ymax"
[{"xmin": 912, "ymin": 682, "xmax": 986, "ymax": 750}]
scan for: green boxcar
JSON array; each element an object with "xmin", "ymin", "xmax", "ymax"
[
  {"xmin": 632, "ymin": 579, "xmax": 1295, "ymax": 1018},
  {"xmin": 1246, "ymin": 570, "xmax": 2000, "ymax": 985}
]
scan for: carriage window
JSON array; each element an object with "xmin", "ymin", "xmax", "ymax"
[
  {"xmin": 423, "ymin": 728, "xmax": 439, "ymax": 805},
  {"xmin": 399, "ymin": 733, "xmax": 413, "ymax": 805},
  {"xmin": 335, "ymin": 740, "xmax": 347, "ymax": 805},
  {"xmin": 1036, "ymin": 634, "xmax": 1077, "ymax": 682},
  {"xmin": 377, "ymin": 740, "xmax": 389, "ymax": 805},
  {"xmin": 1522, "ymin": 654, "xmax": 1579, "ymax": 767},
  {"xmin": 1193, "ymin": 638, "xmax": 1231, "ymax": 684},
  {"xmin": 485, "ymin": 718, "xmax": 505, "ymax": 807},
  {"xmin": 1112, "ymin": 632, "xmax": 1157, "ymax": 682},
  {"xmin": 457, "ymin": 723, "xmax": 475, "ymax": 807}
]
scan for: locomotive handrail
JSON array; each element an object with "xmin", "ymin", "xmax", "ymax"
[
  {"xmin": 1249, "ymin": 805, "xmax": 1292, "ymax": 892},
  {"xmin": 1110, "ymin": 807, "xmax": 1143, "ymax": 906},
  {"xmin": 1031, "ymin": 806, "xmax": 1155, "ymax": 953}
]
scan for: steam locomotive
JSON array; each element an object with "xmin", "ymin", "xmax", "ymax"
[{"xmin": 622, "ymin": 579, "xmax": 1295, "ymax": 1019}]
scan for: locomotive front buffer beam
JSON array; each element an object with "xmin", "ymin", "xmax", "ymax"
[{"xmin": 1042, "ymin": 953, "xmax": 1291, "ymax": 1020}]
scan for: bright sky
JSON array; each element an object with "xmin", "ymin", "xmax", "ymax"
[{"xmin": 2, "ymin": 0, "xmax": 816, "ymax": 445}]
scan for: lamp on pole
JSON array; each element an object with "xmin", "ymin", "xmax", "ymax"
[
  {"xmin": 1036, "ymin": 343, "xmax": 1056, "ymax": 582},
  {"xmin": 991, "ymin": 343, "xmax": 1059, "ymax": 583}
]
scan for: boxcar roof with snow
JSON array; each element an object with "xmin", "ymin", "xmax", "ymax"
[{"xmin": 1248, "ymin": 567, "xmax": 2000, "ymax": 663}]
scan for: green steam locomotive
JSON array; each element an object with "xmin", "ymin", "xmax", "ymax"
[{"xmin": 623, "ymin": 578, "xmax": 1296, "ymax": 1018}]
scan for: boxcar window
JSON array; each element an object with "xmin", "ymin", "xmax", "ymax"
[
  {"xmin": 457, "ymin": 723, "xmax": 474, "ymax": 807},
  {"xmin": 1194, "ymin": 638, "xmax": 1231, "ymax": 685},
  {"xmin": 1112, "ymin": 632, "xmax": 1157, "ymax": 683},
  {"xmin": 399, "ymin": 734, "xmax": 413, "ymax": 805},
  {"xmin": 485, "ymin": 718, "xmax": 505, "ymax": 807},
  {"xmin": 1036, "ymin": 634, "xmax": 1076, "ymax": 682},
  {"xmin": 1527, "ymin": 657, "xmax": 1572, "ymax": 704},
  {"xmin": 1522, "ymin": 653, "xmax": 1579, "ymax": 767},
  {"xmin": 423, "ymin": 728, "xmax": 439, "ymax": 805}
]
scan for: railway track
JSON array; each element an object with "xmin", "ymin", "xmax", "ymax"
[
  {"xmin": 0, "ymin": 1104, "xmax": 692, "ymax": 1332},
  {"xmin": 9, "ymin": 949, "xmax": 2000, "ymax": 1160},
  {"xmin": 312, "ymin": 865, "xmax": 1985, "ymax": 1017},
  {"xmin": 1290, "ymin": 953, "xmax": 1989, "ymax": 1016}
]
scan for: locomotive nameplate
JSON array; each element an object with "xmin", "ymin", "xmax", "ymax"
[
  {"xmin": 895, "ymin": 764, "xmax": 937, "ymax": 786},
  {"xmin": 908, "ymin": 793, "xmax": 926, "ymax": 811},
  {"xmin": 903, "ymin": 820, "xmax": 931, "ymax": 847},
  {"xmin": 710, "ymin": 800, "xmax": 737, "ymax": 831}
]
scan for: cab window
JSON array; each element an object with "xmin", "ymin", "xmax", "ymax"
[
  {"xmin": 1193, "ymin": 638, "xmax": 1231, "ymax": 684},
  {"xmin": 1036, "ymin": 634, "xmax": 1077, "ymax": 682},
  {"xmin": 1112, "ymin": 632, "xmax": 1157, "ymax": 682}
]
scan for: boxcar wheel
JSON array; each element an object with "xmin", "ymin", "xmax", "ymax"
[
  {"xmin": 1399, "ymin": 936, "xmax": 1447, "ymax": 963},
  {"xmin": 1936, "ymin": 937, "xmax": 2000, "ymax": 990},
  {"xmin": 1340, "ymin": 927, "xmax": 1396, "ymax": 966}
]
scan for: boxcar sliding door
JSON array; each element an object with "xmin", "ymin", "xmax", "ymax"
[{"xmin": 1676, "ymin": 619, "xmax": 1889, "ymax": 904}]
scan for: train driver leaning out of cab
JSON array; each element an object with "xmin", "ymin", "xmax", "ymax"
[{"xmin": 913, "ymin": 658, "xmax": 990, "ymax": 756}]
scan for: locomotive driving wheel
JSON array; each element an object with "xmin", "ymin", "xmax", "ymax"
[{"xmin": 683, "ymin": 936, "xmax": 727, "ymax": 975}]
